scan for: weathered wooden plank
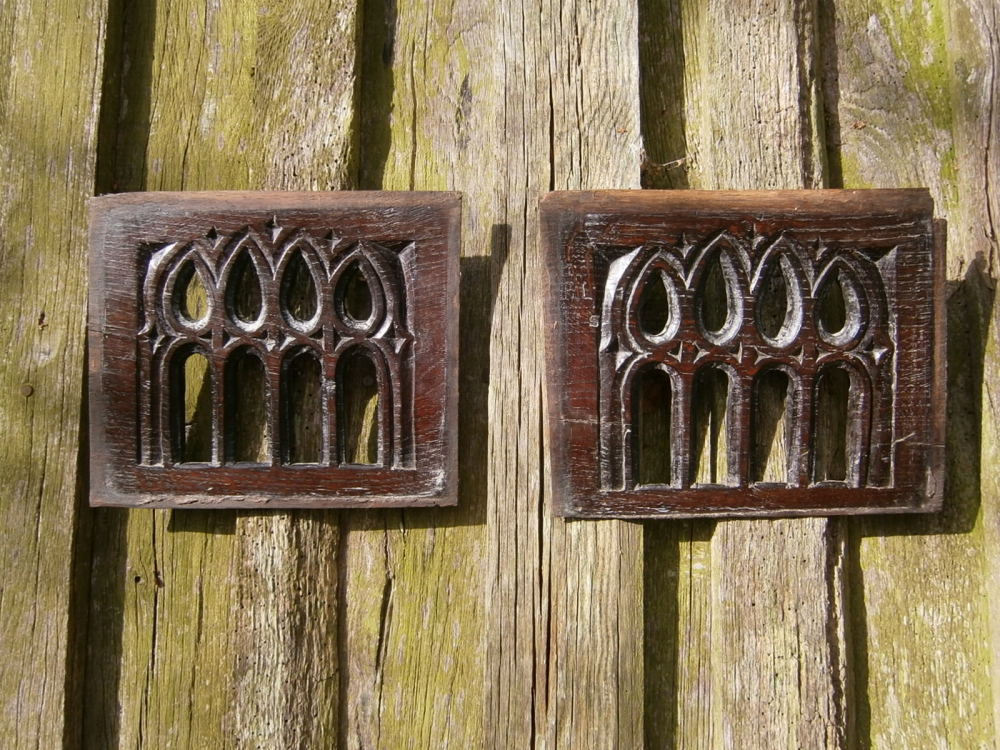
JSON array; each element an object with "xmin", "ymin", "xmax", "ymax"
[
  {"xmin": 340, "ymin": 2, "xmax": 491, "ymax": 746},
  {"xmin": 84, "ymin": 2, "xmax": 359, "ymax": 747},
  {"xmin": 977, "ymin": 0, "xmax": 1000, "ymax": 731},
  {"xmin": 343, "ymin": 0, "xmax": 643, "ymax": 747},
  {"xmin": 0, "ymin": 0, "xmax": 108, "ymax": 747},
  {"xmin": 638, "ymin": 9, "xmax": 711, "ymax": 744},
  {"xmin": 640, "ymin": 0, "xmax": 850, "ymax": 746},
  {"xmin": 543, "ymin": 4, "xmax": 644, "ymax": 747},
  {"xmin": 833, "ymin": 0, "xmax": 998, "ymax": 745}
]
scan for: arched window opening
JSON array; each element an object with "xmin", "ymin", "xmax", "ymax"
[
  {"xmin": 283, "ymin": 349, "xmax": 323, "ymax": 464},
  {"xmin": 691, "ymin": 367, "xmax": 732, "ymax": 485},
  {"xmin": 632, "ymin": 367, "xmax": 672, "ymax": 485},
  {"xmin": 225, "ymin": 348, "xmax": 269, "ymax": 463},
  {"xmin": 813, "ymin": 366, "xmax": 852, "ymax": 482},
  {"xmin": 337, "ymin": 348, "xmax": 380, "ymax": 465},
  {"xmin": 751, "ymin": 369, "xmax": 793, "ymax": 484},
  {"xmin": 170, "ymin": 347, "xmax": 213, "ymax": 463}
]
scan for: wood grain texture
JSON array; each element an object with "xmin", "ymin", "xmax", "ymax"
[
  {"xmin": 88, "ymin": 191, "xmax": 460, "ymax": 509},
  {"xmin": 976, "ymin": 0, "xmax": 1000, "ymax": 735},
  {"xmin": 84, "ymin": 2, "xmax": 359, "ymax": 747},
  {"xmin": 0, "ymin": 0, "xmax": 107, "ymax": 747},
  {"xmin": 6, "ymin": 0, "xmax": 1000, "ymax": 746},
  {"xmin": 640, "ymin": 0, "xmax": 851, "ymax": 746},
  {"xmin": 342, "ymin": 0, "xmax": 643, "ymax": 747},
  {"xmin": 541, "ymin": 189, "xmax": 943, "ymax": 519},
  {"xmin": 833, "ymin": 0, "xmax": 1000, "ymax": 745},
  {"xmin": 543, "ymin": 6, "xmax": 645, "ymax": 747},
  {"xmin": 339, "ymin": 2, "xmax": 491, "ymax": 746}
]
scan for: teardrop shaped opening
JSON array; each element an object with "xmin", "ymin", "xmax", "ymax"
[
  {"xmin": 175, "ymin": 260, "xmax": 210, "ymax": 327},
  {"xmin": 751, "ymin": 369, "xmax": 793, "ymax": 483},
  {"xmin": 337, "ymin": 348, "xmax": 380, "ymax": 465},
  {"xmin": 227, "ymin": 251, "xmax": 264, "ymax": 327},
  {"xmin": 283, "ymin": 349, "xmax": 323, "ymax": 464},
  {"xmin": 170, "ymin": 347, "xmax": 213, "ymax": 463},
  {"xmin": 224, "ymin": 348, "xmax": 270, "ymax": 463},
  {"xmin": 817, "ymin": 267, "xmax": 861, "ymax": 344},
  {"xmin": 691, "ymin": 367, "xmax": 732, "ymax": 485},
  {"xmin": 813, "ymin": 366, "xmax": 851, "ymax": 482},
  {"xmin": 757, "ymin": 260, "xmax": 789, "ymax": 341},
  {"xmin": 633, "ymin": 366, "xmax": 672, "ymax": 485},
  {"xmin": 697, "ymin": 250, "xmax": 735, "ymax": 339},
  {"xmin": 281, "ymin": 249, "xmax": 319, "ymax": 327},
  {"xmin": 638, "ymin": 270, "xmax": 675, "ymax": 340},
  {"xmin": 336, "ymin": 262, "xmax": 373, "ymax": 329}
]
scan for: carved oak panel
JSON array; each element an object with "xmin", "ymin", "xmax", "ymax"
[
  {"xmin": 541, "ymin": 190, "xmax": 944, "ymax": 518},
  {"xmin": 89, "ymin": 192, "xmax": 460, "ymax": 508}
]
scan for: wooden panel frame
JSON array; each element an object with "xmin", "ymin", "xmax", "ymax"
[
  {"xmin": 542, "ymin": 189, "xmax": 945, "ymax": 518},
  {"xmin": 89, "ymin": 191, "xmax": 460, "ymax": 508}
]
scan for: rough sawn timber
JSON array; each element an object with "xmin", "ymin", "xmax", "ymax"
[
  {"xmin": 84, "ymin": 2, "xmax": 359, "ymax": 747},
  {"xmin": 341, "ymin": 0, "xmax": 643, "ymax": 747},
  {"xmin": 0, "ymin": 0, "xmax": 107, "ymax": 748},
  {"xmin": 5, "ymin": 0, "xmax": 1000, "ymax": 747},
  {"xmin": 641, "ymin": 0, "xmax": 851, "ymax": 747},
  {"xmin": 833, "ymin": 0, "xmax": 1000, "ymax": 745}
]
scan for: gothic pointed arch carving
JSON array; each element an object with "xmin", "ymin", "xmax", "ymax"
[
  {"xmin": 542, "ymin": 189, "xmax": 944, "ymax": 518},
  {"xmin": 89, "ymin": 192, "xmax": 460, "ymax": 508}
]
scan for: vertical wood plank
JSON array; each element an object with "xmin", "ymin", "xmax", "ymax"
[
  {"xmin": 641, "ymin": 1, "xmax": 850, "ymax": 746},
  {"xmin": 342, "ymin": 2, "xmax": 492, "ymax": 745},
  {"xmin": 832, "ymin": 0, "xmax": 999, "ymax": 745},
  {"xmin": 85, "ymin": 3, "xmax": 359, "ymax": 747},
  {"xmin": 544, "ymin": 4, "xmax": 645, "ymax": 746},
  {"xmin": 0, "ymin": 0, "xmax": 108, "ymax": 747},
  {"xmin": 344, "ymin": 0, "xmax": 643, "ymax": 747},
  {"xmin": 980, "ymin": 0, "xmax": 1000, "ymax": 722},
  {"xmin": 638, "ymin": 10, "xmax": 714, "ymax": 742}
]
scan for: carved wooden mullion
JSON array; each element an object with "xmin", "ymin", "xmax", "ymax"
[
  {"xmin": 793, "ymin": 370, "xmax": 815, "ymax": 489},
  {"xmin": 323, "ymin": 347, "xmax": 340, "ymax": 470},
  {"xmin": 264, "ymin": 349, "xmax": 283, "ymax": 468}
]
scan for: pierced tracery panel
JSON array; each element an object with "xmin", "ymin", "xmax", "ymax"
[
  {"xmin": 599, "ymin": 232, "xmax": 893, "ymax": 491},
  {"xmin": 89, "ymin": 192, "xmax": 460, "ymax": 508},
  {"xmin": 542, "ymin": 190, "xmax": 944, "ymax": 518},
  {"xmin": 138, "ymin": 230, "xmax": 412, "ymax": 469}
]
